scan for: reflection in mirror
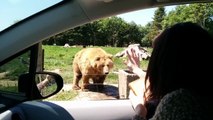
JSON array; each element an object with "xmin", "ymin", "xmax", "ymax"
[
  {"xmin": 35, "ymin": 73, "xmax": 57, "ymax": 97},
  {"xmin": 204, "ymin": 16, "xmax": 213, "ymax": 37},
  {"xmin": 204, "ymin": 16, "xmax": 213, "ymax": 25}
]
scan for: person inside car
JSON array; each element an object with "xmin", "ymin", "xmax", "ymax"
[{"xmin": 125, "ymin": 22, "xmax": 213, "ymax": 120}]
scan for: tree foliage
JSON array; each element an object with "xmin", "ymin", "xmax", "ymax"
[
  {"xmin": 143, "ymin": 7, "xmax": 165, "ymax": 46},
  {"xmin": 43, "ymin": 16, "xmax": 143, "ymax": 47},
  {"xmin": 163, "ymin": 3, "xmax": 213, "ymax": 28}
]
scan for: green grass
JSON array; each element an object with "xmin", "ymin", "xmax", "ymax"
[
  {"xmin": 0, "ymin": 45, "xmax": 152, "ymax": 100},
  {"xmin": 43, "ymin": 45, "xmax": 151, "ymax": 84},
  {"xmin": 0, "ymin": 52, "xmax": 29, "ymax": 81},
  {"xmin": 0, "ymin": 83, "xmax": 18, "ymax": 92},
  {"xmin": 0, "ymin": 52, "xmax": 30, "ymax": 92},
  {"xmin": 43, "ymin": 45, "xmax": 152, "ymax": 100}
]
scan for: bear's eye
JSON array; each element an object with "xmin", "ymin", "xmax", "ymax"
[
  {"xmin": 95, "ymin": 57, "xmax": 100, "ymax": 61},
  {"xmin": 101, "ymin": 65, "xmax": 105, "ymax": 67}
]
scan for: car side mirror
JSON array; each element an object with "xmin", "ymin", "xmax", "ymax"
[{"xmin": 18, "ymin": 72, "xmax": 63, "ymax": 100}]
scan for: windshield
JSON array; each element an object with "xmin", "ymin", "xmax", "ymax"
[{"xmin": 0, "ymin": 0, "xmax": 62, "ymax": 32}]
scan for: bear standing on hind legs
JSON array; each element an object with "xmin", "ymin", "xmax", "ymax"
[{"xmin": 72, "ymin": 47, "xmax": 114, "ymax": 91}]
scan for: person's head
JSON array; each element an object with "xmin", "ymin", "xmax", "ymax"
[{"xmin": 145, "ymin": 22, "xmax": 213, "ymax": 100}]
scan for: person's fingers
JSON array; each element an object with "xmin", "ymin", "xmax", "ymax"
[
  {"xmin": 126, "ymin": 47, "xmax": 141, "ymax": 68},
  {"xmin": 126, "ymin": 50, "xmax": 135, "ymax": 64},
  {"xmin": 131, "ymin": 48, "xmax": 136, "ymax": 58},
  {"xmin": 133, "ymin": 48, "xmax": 140, "ymax": 60},
  {"xmin": 131, "ymin": 48, "xmax": 140, "ymax": 66},
  {"xmin": 126, "ymin": 50, "xmax": 130, "ymax": 58}
]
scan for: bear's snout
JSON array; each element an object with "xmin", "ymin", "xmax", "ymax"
[{"xmin": 105, "ymin": 72, "xmax": 109, "ymax": 75}]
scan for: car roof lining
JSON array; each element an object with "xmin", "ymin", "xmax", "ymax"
[{"xmin": 0, "ymin": 0, "xmax": 89, "ymax": 62}]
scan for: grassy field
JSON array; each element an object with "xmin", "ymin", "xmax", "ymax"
[
  {"xmin": 43, "ymin": 45, "xmax": 152, "ymax": 100},
  {"xmin": 0, "ymin": 45, "xmax": 151, "ymax": 100},
  {"xmin": 0, "ymin": 51, "xmax": 30, "ymax": 92},
  {"xmin": 43, "ymin": 45, "xmax": 151, "ymax": 84}
]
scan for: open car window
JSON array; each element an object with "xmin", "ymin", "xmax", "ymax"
[
  {"xmin": 42, "ymin": 3, "xmax": 213, "ymax": 101},
  {"xmin": 0, "ymin": 1, "xmax": 213, "ymax": 120},
  {"xmin": 0, "ymin": 0, "xmax": 212, "ymax": 108}
]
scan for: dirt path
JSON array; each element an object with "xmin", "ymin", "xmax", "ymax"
[{"xmin": 62, "ymin": 84, "xmax": 119, "ymax": 100}]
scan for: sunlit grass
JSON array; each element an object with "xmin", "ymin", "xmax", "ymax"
[
  {"xmin": 43, "ymin": 45, "xmax": 151, "ymax": 84},
  {"xmin": 0, "ymin": 45, "xmax": 151, "ymax": 100},
  {"xmin": 43, "ymin": 45, "xmax": 151, "ymax": 100}
]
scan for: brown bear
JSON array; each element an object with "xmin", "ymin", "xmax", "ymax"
[{"xmin": 72, "ymin": 47, "xmax": 114, "ymax": 91}]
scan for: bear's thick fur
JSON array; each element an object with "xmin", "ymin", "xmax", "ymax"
[{"xmin": 72, "ymin": 47, "xmax": 114, "ymax": 90}]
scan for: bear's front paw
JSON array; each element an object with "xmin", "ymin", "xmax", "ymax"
[
  {"xmin": 81, "ymin": 84, "xmax": 90, "ymax": 92},
  {"xmin": 72, "ymin": 85, "xmax": 81, "ymax": 90}
]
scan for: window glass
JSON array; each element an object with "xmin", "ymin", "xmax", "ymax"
[
  {"xmin": 0, "ymin": 51, "xmax": 30, "ymax": 93},
  {"xmin": 0, "ymin": 0, "xmax": 62, "ymax": 31}
]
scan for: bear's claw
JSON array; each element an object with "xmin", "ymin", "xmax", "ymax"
[{"xmin": 72, "ymin": 85, "xmax": 81, "ymax": 90}]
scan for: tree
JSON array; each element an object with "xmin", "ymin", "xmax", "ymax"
[
  {"xmin": 163, "ymin": 3, "xmax": 213, "ymax": 28},
  {"xmin": 99, "ymin": 17, "xmax": 127, "ymax": 46},
  {"xmin": 153, "ymin": 7, "xmax": 165, "ymax": 30},
  {"xmin": 141, "ymin": 22, "xmax": 152, "ymax": 47},
  {"xmin": 143, "ymin": 7, "xmax": 165, "ymax": 46},
  {"xmin": 42, "ymin": 16, "xmax": 148, "ymax": 47}
]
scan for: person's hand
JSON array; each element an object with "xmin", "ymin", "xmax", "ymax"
[
  {"xmin": 124, "ymin": 48, "xmax": 146, "ymax": 78},
  {"xmin": 125, "ymin": 48, "xmax": 140, "ymax": 71}
]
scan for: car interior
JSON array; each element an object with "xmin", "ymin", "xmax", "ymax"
[{"xmin": 0, "ymin": 0, "xmax": 212, "ymax": 120}]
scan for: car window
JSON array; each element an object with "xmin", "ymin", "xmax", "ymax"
[
  {"xmin": 0, "ymin": 50, "xmax": 32, "ymax": 113},
  {"xmin": 0, "ymin": 1, "xmax": 212, "ymax": 119},
  {"xmin": 1, "ymin": 0, "xmax": 213, "ymax": 103},
  {"xmin": 42, "ymin": 3, "xmax": 213, "ymax": 101},
  {"xmin": 0, "ymin": 51, "xmax": 30, "ymax": 93}
]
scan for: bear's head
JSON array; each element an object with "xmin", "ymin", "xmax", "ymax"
[{"xmin": 91, "ymin": 54, "xmax": 114, "ymax": 75}]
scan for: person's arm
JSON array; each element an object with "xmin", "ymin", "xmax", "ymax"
[
  {"xmin": 132, "ymin": 67, "xmax": 146, "ymax": 78},
  {"xmin": 129, "ymin": 89, "xmax": 147, "ymax": 119},
  {"xmin": 129, "ymin": 90, "xmax": 147, "ymax": 120},
  {"xmin": 125, "ymin": 47, "xmax": 148, "ymax": 119}
]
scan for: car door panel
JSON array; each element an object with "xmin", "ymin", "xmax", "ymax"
[{"xmin": 1, "ymin": 100, "xmax": 134, "ymax": 120}]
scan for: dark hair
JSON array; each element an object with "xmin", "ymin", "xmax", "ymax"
[{"xmin": 145, "ymin": 22, "xmax": 213, "ymax": 101}]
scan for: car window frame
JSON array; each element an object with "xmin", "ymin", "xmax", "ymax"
[{"xmin": 0, "ymin": 44, "xmax": 39, "ymax": 89}]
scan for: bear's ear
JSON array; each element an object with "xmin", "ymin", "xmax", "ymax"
[
  {"xmin": 107, "ymin": 54, "xmax": 113, "ymax": 60},
  {"xmin": 95, "ymin": 56, "xmax": 101, "ymax": 61}
]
